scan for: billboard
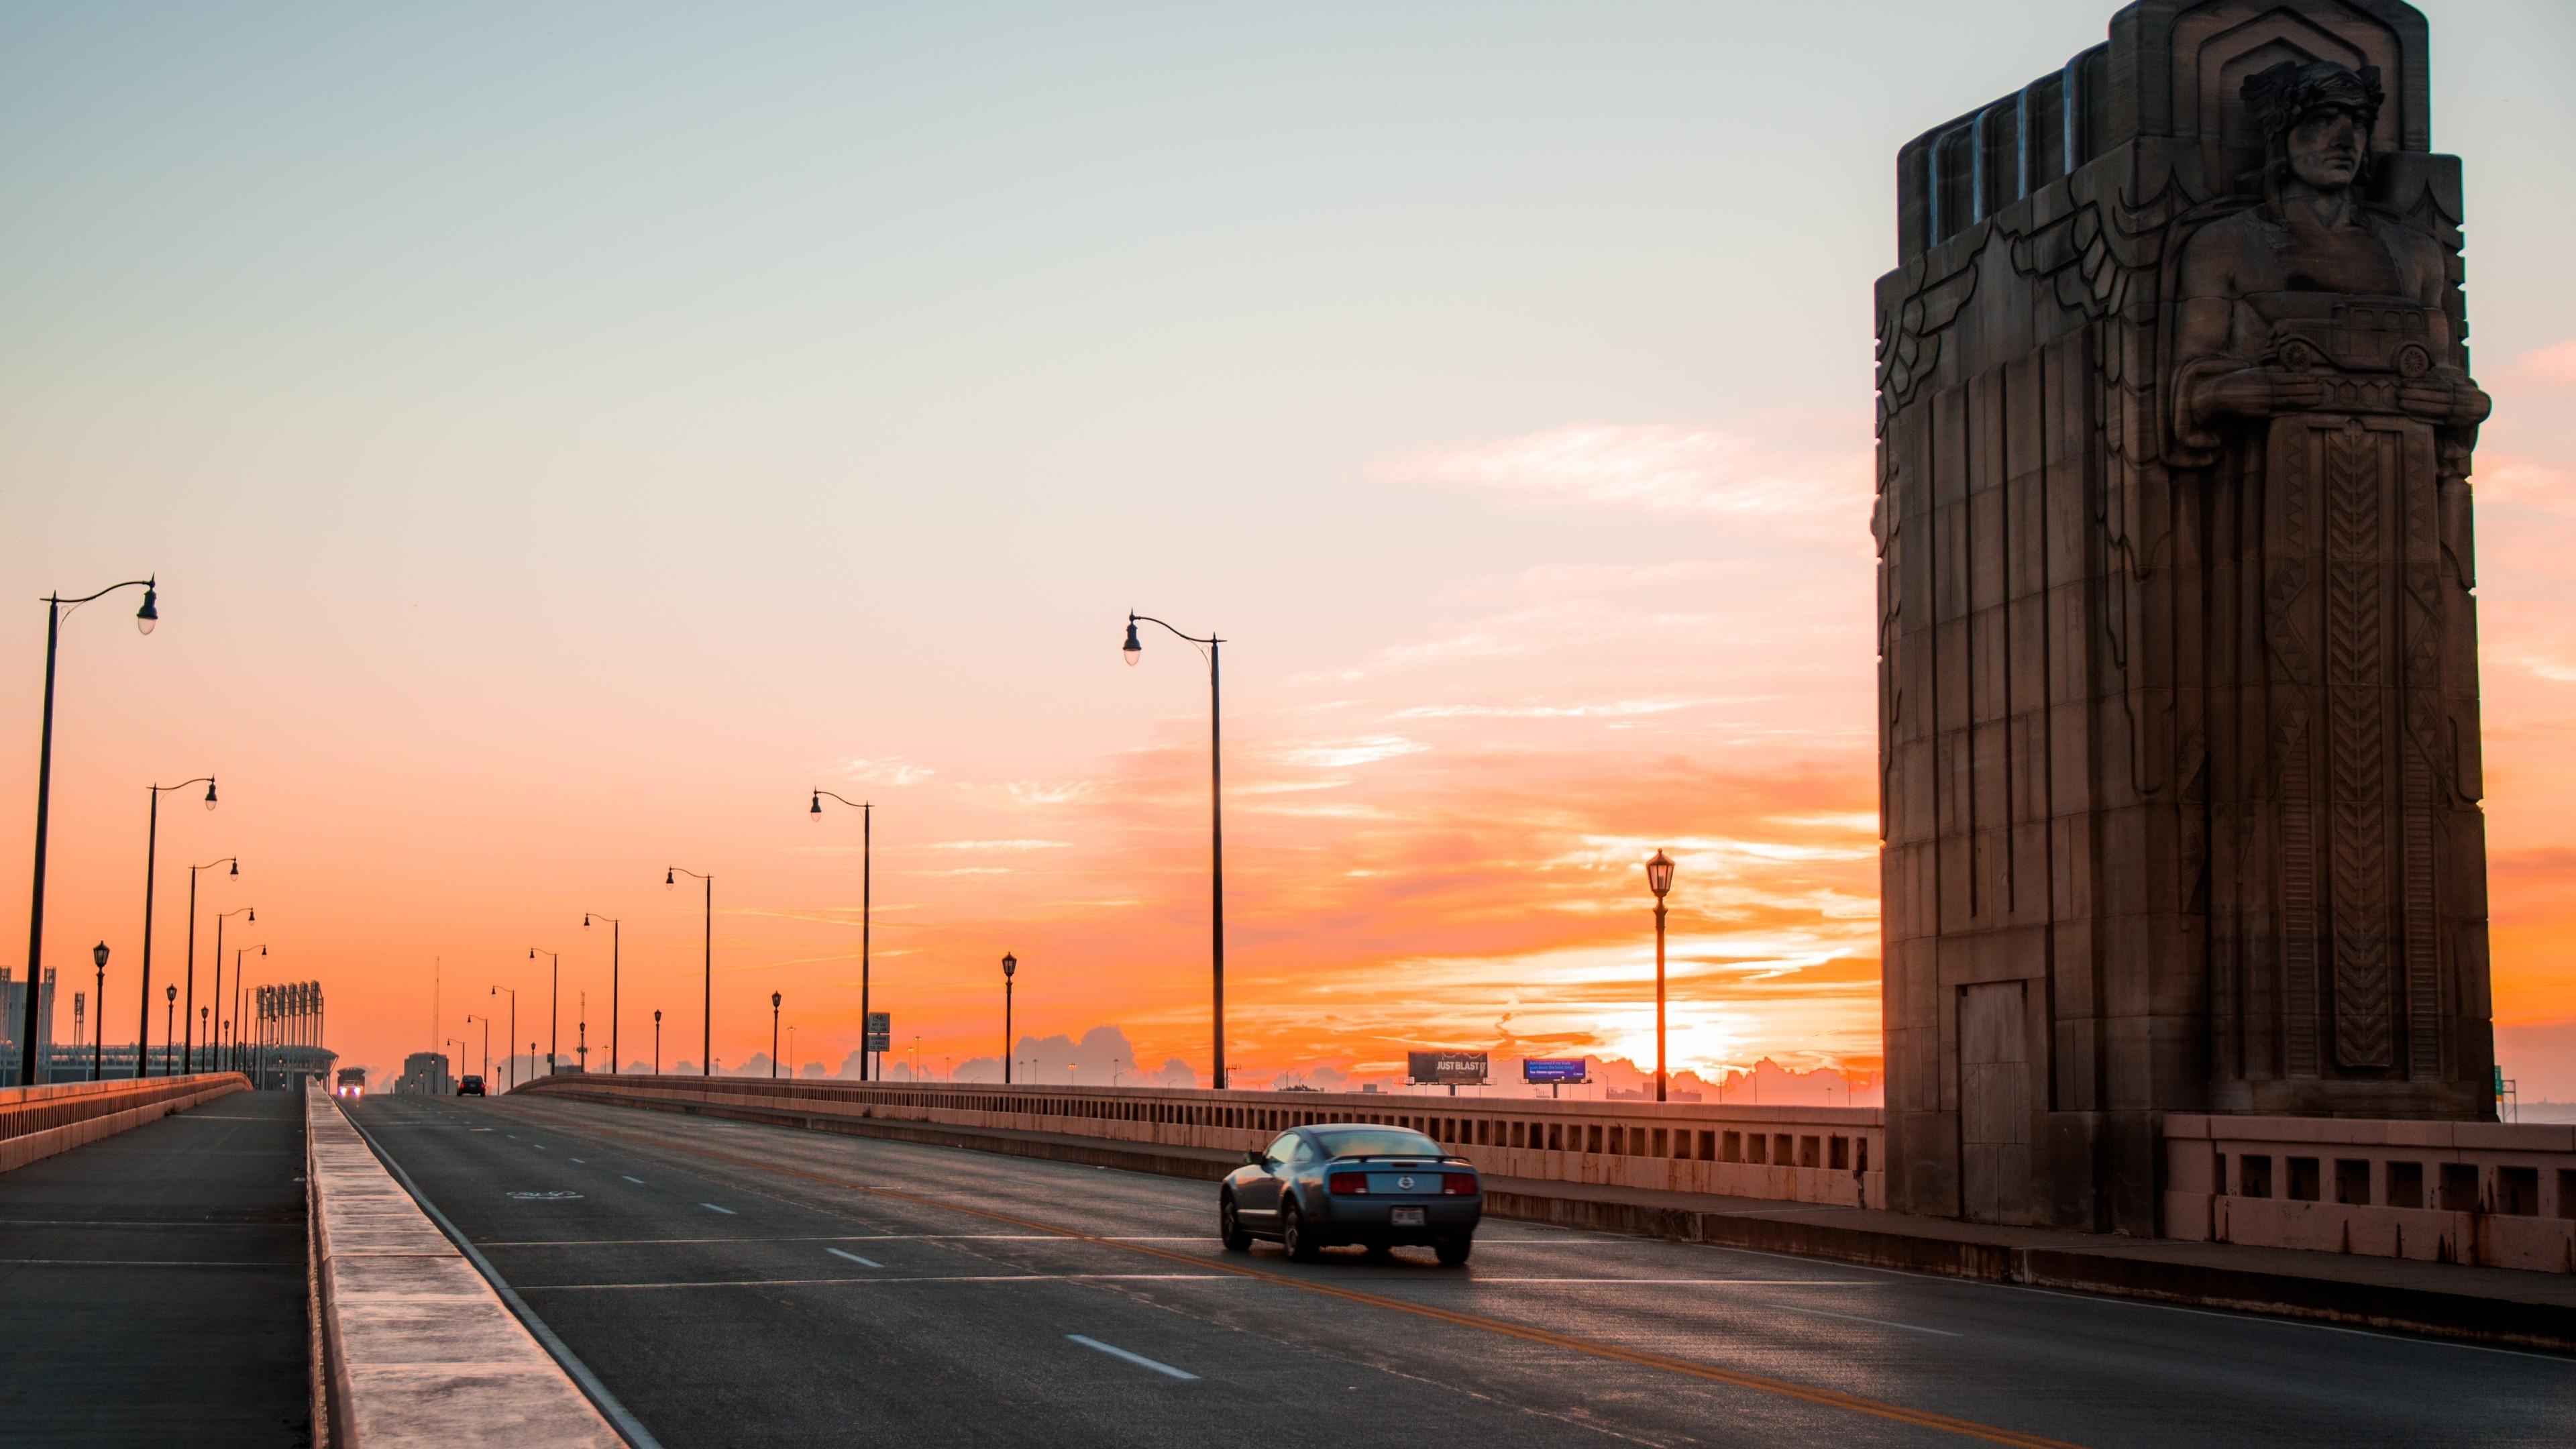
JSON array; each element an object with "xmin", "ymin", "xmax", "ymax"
[
  {"xmin": 1407, "ymin": 1051, "xmax": 1489, "ymax": 1086},
  {"xmin": 865, "ymin": 1012, "xmax": 891, "ymax": 1053},
  {"xmin": 1521, "ymin": 1058, "xmax": 1590, "ymax": 1085}
]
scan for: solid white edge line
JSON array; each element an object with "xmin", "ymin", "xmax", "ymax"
[
  {"xmin": 1066, "ymin": 1334, "xmax": 1200, "ymax": 1380},
  {"xmin": 343, "ymin": 1105, "xmax": 667, "ymax": 1449},
  {"xmin": 826, "ymin": 1248, "xmax": 883, "ymax": 1269},
  {"xmin": 621, "ymin": 1176, "xmax": 645, "ymax": 1184},
  {"xmin": 700, "ymin": 1203, "xmax": 735, "ymax": 1214}
]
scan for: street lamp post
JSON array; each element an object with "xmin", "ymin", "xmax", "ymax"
[
  {"xmin": 467, "ymin": 1013, "xmax": 490, "ymax": 1082},
  {"xmin": 770, "ymin": 991, "xmax": 782, "ymax": 1079},
  {"xmin": 1001, "ymin": 953, "xmax": 1017, "ymax": 1085},
  {"xmin": 17, "ymin": 575, "xmax": 158, "ymax": 1085},
  {"xmin": 491, "ymin": 985, "xmax": 518, "ymax": 1089},
  {"xmin": 809, "ymin": 792, "xmax": 873, "ymax": 1079},
  {"xmin": 228, "ymin": 945, "xmax": 265, "ymax": 1072},
  {"xmin": 653, "ymin": 1010, "xmax": 662, "ymax": 1075},
  {"xmin": 209, "ymin": 906, "xmax": 256, "ymax": 1067},
  {"xmin": 91, "ymin": 942, "xmax": 109, "ymax": 1081},
  {"xmin": 1645, "ymin": 850, "xmax": 1676, "ymax": 1104},
  {"xmin": 529, "ymin": 948, "xmax": 559, "ymax": 1075},
  {"xmin": 582, "ymin": 914, "xmax": 621, "ymax": 1075},
  {"xmin": 135, "ymin": 776, "xmax": 216, "ymax": 1077},
  {"xmin": 666, "ymin": 869, "xmax": 712, "ymax": 1077},
  {"xmin": 1120, "ymin": 612, "xmax": 1228, "ymax": 1089},
  {"xmin": 164, "ymin": 985, "xmax": 176, "ymax": 1073},
  {"xmin": 183, "ymin": 857, "xmax": 238, "ymax": 1073}
]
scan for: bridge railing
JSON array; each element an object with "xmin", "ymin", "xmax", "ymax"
[
  {"xmin": 0, "ymin": 1071, "xmax": 248, "ymax": 1174},
  {"xmin": 2163, "ymin": 1114, "xmax": 2576, "ymax": 1273},
  {"xmin": 524, "ymin": 1074, "xmax": 1886, "ymax": 1208}
]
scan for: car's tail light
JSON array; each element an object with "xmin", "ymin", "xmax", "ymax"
[
  {"xmin": 1328, "ymin": 1172, "xmax": 1368, "ymax": 1195},
  {"xmin": 1442, "ymin": 1174, "xmax": 1475, "ymax": 1195}
]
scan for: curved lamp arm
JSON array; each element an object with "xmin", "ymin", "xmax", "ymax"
[
  {"xmin": 1126, "ymin": 611, "xmax": 1220, "ymax": 650},
  {"xmin": 812, "ymin": 790, "xmax": 871, "ymax": 812}
]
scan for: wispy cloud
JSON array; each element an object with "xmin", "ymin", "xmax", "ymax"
[
  {"xmin": 2518, "ymin": 339, "xmax": 2576, "ymax": 387},
  {"xmin": 1371, "ymin": 423, "xmax": 1865, "ymax": 523},
  {"xmin": 1274, "ymin": 735, "xmax": 1432, "ymax": 768},
  {"xmin": 926, "ymin": 839, "xmax": 1072, "ymax": 852},
  {"xmin": 837, "ymin": 756, "xmax": 936, "ymax": 786},
  {"xmin": 1394, "ymin": 698, "xmax": 1699, "ymax": 720}
]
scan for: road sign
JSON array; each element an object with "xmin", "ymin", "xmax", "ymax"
[
  {"xmin": 865, "ymin": 1012, "xmax": 891, "ymax": 1053},
  {"xmin": 1407, "ymin": 1051, "xmax": 1488, "ymax": 1086},
  {"xmin": 1522, "ymin": 1058, "xmax": 1589, "ymax": 1085}
]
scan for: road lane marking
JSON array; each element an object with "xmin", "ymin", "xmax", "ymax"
[
  {"xmin": 700, "ymin": 1203, "xmax": 736, "ymax": 1215},
  {"xmin": 1472, "ymin": 1279, "xmax": 1878, "ymax": 1286},
  {"xmin": 570, "ymin": 1158, "xmax": 586, "ymax": 1164},
  {"xmin": 621, "ymin": 1176, "xmax": 645, "ymax": 1184},
  {"xmin": 1067, "ymin": 1334, "xmax": 1199, "ymax": 1381},
  {"xmin": 827, "ymin": 1248, "xmax": 883, "ymax": 1268},
  {"xmin": 524, "ymin": 1273, "xmax": 1232, "ymax": 1291},
  {"xmin": 540, "ymin": 1112, "xmax": 2084, "ymax": 1449},
  {"xmin": 1756, "ymin": 1303, "xmax": 1962, "ymax": 1337},
  {"xmin": 0, "ymin": 1258, "xmax": 288, "ymax": 1268}
]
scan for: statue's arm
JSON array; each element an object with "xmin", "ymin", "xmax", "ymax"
[
  {"xmin": 2171, "ymin": 221, "xmax": 2322, "ymax": 460},
  {"xmin": 2396, "ymin": 229, "xmax": 2491, "ymax": 435}
]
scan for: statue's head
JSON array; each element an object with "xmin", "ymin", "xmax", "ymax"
[{"xmin": 2244, "ymin": 60, "xmax": 2383, "ymax": 194}]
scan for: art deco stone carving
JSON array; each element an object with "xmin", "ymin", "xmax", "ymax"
[{"xmin": 1873, "ymin": 1, "xmax": 2496, "ymax": 1234}]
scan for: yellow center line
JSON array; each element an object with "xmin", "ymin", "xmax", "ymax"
[{"xmin": 500, "ymin": 1099, "xmax": 2085, "ymax": 1449}]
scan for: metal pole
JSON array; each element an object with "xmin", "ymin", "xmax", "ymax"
[
  {"xmin": 701, "ymin": 875, "xmax": 711, "ymax": 1077},
  {"xmin": 183, "ymin": 866, "xmax": 197, "ymax": 1072},
  {"xmin": 861, "ymin": 806, "xmax": 871, "ymax": 1082},
  {"xmin": 608, "ymin": 920, "xmax": 619, "ymax": 1075},
  {"xmin": 136, "ymin": 788, "xmax": 158, "ymax": 1077},
  {"xmin": 1654, "ymin": 898, "xmax": 1668, "ymax": 1104},
  {"xmin": 211, "ymin": 912, "xmax": 226, "ymax": 1071},
  {"xmin": 1004, "ymin": 976, "xmax": 1013, "ymax": 1085},
  {"xmin": 549, "ymin": 952, "xmax": 557, "ymax": 1075},
  {"xmin": 92, "ymin": 957, "xmax": 104, "ymax": 1080},
  {"xmin": 1209, "ymin": 641, "xmax": 1225, "ymax": 1091},
  {"xmin": 17, "ymin": 599, "xmax": 60, "ymax": 1087}
]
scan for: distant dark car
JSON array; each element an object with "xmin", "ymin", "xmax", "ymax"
[
  {"xmin": 1220, "ymin": 1124, "xmax": 1480, "ymax": 1265},
  {"xmin": 457, "ymin": 1075, "xmax": 486, "ymax": 1097}
]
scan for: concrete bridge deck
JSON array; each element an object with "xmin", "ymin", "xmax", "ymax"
[{"xmin": 343, "ymin": 1089, "xmax": 2576, "ymax": 1449}]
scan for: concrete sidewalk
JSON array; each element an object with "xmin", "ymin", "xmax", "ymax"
[
  {"xmin": 0, "ymin": 1089, "xmax": 312, "ymax": 1448},
  {"xmin": 527, "ymin": 1081, "xmax": 2576, "ymax": 1353}
]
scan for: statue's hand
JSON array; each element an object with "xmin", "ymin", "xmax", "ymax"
[
  {"xmin": 2398, "ymin": 373, "xmax": 2491, "ymax": 429},
  {"xmin": 2192, "ymin": 365, "xmax": 2330, "ymax": 422}
]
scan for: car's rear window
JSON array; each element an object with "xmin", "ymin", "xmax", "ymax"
[{"xmin": 1311, "ymin": 1127, "xmax": 1443, "ymax": 1159}]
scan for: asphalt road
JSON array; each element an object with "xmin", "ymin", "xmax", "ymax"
[
  {"xmin": 353, "ymin": 1093, "xmax": 2575, "ymax": 1449},
  {"xmin": 0, "ymin": 1091, "xmax": 311, "ymax": 1448}
]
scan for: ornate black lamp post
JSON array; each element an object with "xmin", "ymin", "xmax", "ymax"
[
  {"xmin": 1120, "ymin": 612, "xmax": 1228, "ymax": 1089},
  {"xmin": 653, "ymin": 1010, "xmax": 662, "ymax": 1075},
  {"xmin": 18, "ymin": 576, "xmax": 159, "ymax": 1084},
  {"xmin": 582, "ymin": 913, "xmax": 621, "ymax": 1075},
  {"xmin": 90, "ymin": 941, "xmax": 109, "ymax": 1080},
  {"xmin": 529, "ymin": 947, "xmax": 560, "ymax": 1075},
  {"xmin": 1001, "ymin": 952, "xmax": 1018, "ymax": 1085},
  {"xmin": 770, "ymin": 991, "xmax": 782, "ymax": 1079},
  {"xmin": 666, "ymin": 868, "xmax": 713, "ymax": 1076},
  {"xmin": 163, "ymin": 984, "xmax": 176, "ymax": 1073},
  {"xmin": 134, "ymin": 777, "xmax": 216, "ymax": 1076},
  {"xmin": 809, "ymin": 792, "xmax": 873, "ymax": 1078},
  {"xmin": 182, "ymin": 857, "xmax": 238, "ymax": 1072},
  {"xmin": 1646, "ymin": 849, "xmax": 1676, "ymax": 1104}
]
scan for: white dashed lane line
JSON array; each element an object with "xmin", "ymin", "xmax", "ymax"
[
  {"xmin": 701, "ymin": 1203, "xmax": 736, "ymax": 1215},
  {"xmin": 827, "ymin": 1248, "xmax": 883, "ymax": 1268},
  {"xmin": 622, "ymin": 1176, "xmax": 645, "ymax": 1185},
  {"xmin": 1067, "ymin": 1334, "xmax": 1199, "ymax": 1381}
]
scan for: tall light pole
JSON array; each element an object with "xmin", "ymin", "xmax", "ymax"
[
  {"xmin": 91, "ymin": 941, "xmax": 109, "ymax": 1081},
  {"xmin": 529, "ymin": 948, "xmax": 559, "ymax": 1075},
  {"xmin": 209, "ymin": 906, "xmax": 254, "ymax": 1069},
  {"xmin": 467, "ymin": 1012, "xmax": 490, "ymax": 1082},
  {"xmin": 491, "ymin": 985, "xmax": 518, "ymax": 1090},
  {"xmin": 182, "ymin": 857, "xmax": 237, "ymax": 1073},
  {"xmin": 653, "ymin": 1010, "xmax": 662, "ymax": 1075},
  {"xmin": 18, "ymin": 576, "xmax": 158, "ymax": 1085},
  {"xmin": 135, "ymin": 776, "xmax": 217, "ymax": 1077},
  {"xmin": 770, "ymin": 991, "xmax": 782, "ymax": 1079},
  {"xmin": 229, "ymin": 944, "xmax": 266, "ymax": 1072},
  {"xmin": 1001, "ymin": 953, "xmax": 1018, "ymax": 1085},
  {"xmin": 666, "ymin": 868, "xmax": 712, "ymax": 1076},
  {"xmin": 582, "ymin": 914, "xmax": 621, "ymax": 1074},
  {"xmin": 164, "ymin": 985, "xmax": 176, "ymax": 1073},
  {"xmin": 809, "ymin": 792, "xmax": 873, "ymax": 1079},
  {"xmin": 1121, "ymin": 612, "xmax": 1228, "ymax": 1089},
  {"xmin": 1645, "ymin": 850, "xmax": 1676, "ymax": 1104}
]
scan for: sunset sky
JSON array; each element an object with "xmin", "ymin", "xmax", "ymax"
[{"xmin": 5, "ymin": 2, "xmax": 2573, "ymax": 1099}]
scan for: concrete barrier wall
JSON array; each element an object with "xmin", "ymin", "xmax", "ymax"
[
  {"xmin": 0, "ymin": 1072, "xmax": 246, "ymax": 1175},
  {"xmin": 525, "ymin": 1074, "xmax": 1887, "ymax": 1208},
  {"xmin": 2163, "ymin": 1114, "xmax": 2576, "ymax": 1273},
  {"xmin": 305, "ymin": 1084, "xmax": 623, "ymax": 1448}
]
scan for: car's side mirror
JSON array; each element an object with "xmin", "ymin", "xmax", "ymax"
[{"xmin": 1244, "ymin": 1149, "xmax": 1266, "ymax": 1165}]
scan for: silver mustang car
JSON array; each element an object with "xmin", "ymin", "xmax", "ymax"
[{"xmin": 1219, "ymin": 1123, "xmax": 1481, "ymax": 1265}]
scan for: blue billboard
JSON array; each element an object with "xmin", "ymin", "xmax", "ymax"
[{"xmin": 1522, "ymin": 1058, "xmax": 1589, "ymax": 1084}]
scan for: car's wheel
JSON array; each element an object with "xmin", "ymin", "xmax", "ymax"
[
  {"xmin": 1218, "ymin": 1194, "xmax": 1252, "ymax": 1252},
  {"xmin": 1281, "ymin": 1199, "xmax": 1321, "ymax": 1261},
  {"xmin": 1434, "ymin": 1233, "xmax": 1473, "ymax": 1267}
]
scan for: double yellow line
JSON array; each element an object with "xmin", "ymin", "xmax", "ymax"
[{"xmin": 509, "ymin": 1099, "xmax": 2084, "ymax": 1449}]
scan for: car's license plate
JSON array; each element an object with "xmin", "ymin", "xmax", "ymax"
[{"xmin": 1390, "ymin": 1206, "xmax": 1426, "ymax": 1227}]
